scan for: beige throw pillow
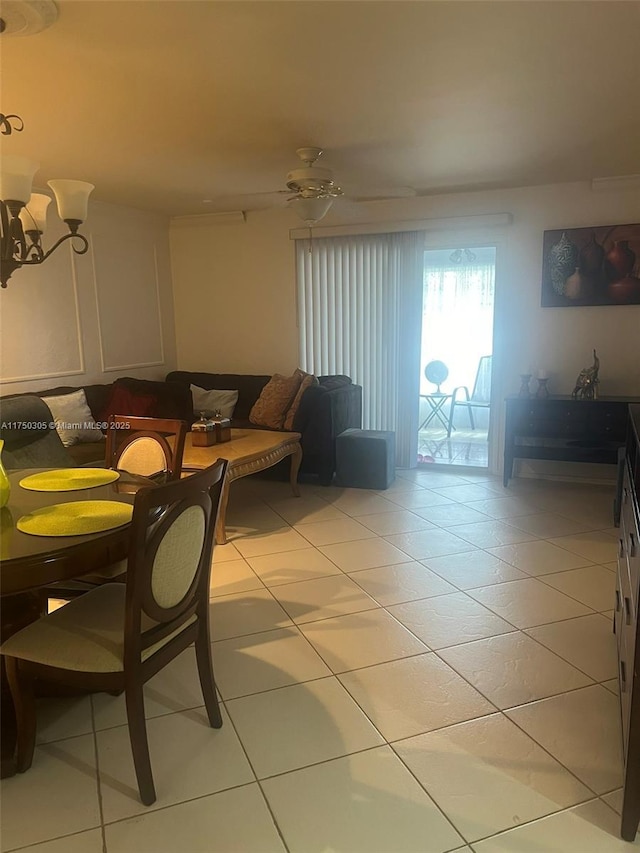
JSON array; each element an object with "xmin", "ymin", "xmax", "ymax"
[
  {"xmin": 41, "ymin": 390, "xmax": 101, "ymax": 447},
  {"xmin": 283, "ymin": 369, "xmax": 318, "ymax": 430},
  {"xmin": 190, "ymin": 385, "xmax": 239, "ymax": 419},
  {"xmin": 249, "ymin": 372, "xmax": 303, "ymax": 429}
]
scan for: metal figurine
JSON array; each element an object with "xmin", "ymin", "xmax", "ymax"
[{"xmin": 571, "ymin": 349, "xmax": 600, "ymax": 400}]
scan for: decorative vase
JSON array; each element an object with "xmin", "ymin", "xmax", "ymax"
[
  {"xmin": 548, "ymin": 232, "xmax": 579, "ymax": 296},
  {"xmin": 605, "ymin": 240, "xmax": 636, "ymax": 283},
  {"xmin": 608, "ymin": 276, "xmax": 640, "ymax": 304},
  {"xmin": 0, "ymin": 439, "xmax": 10, "ymax": 509},
  {"xmin": 518, "ymin": 374, "xmax": 532, "ymax": 398},
  {"xmin": 579, "ymin": 232, "xmax": 605, "ymax": 277},
  {"xmin": 564, "ymin": 267, "xmax": 585, "ymax": 300},
  {"xmin": 536, "ymin": 378, "xmax": 550, "ymax": 399}
]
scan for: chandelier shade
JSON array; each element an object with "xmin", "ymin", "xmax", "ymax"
[
  {"xmin": 18, "ymin": 192, "xmax": 51, "ymax": 234},
  {"xmin": 289, "ymin": 196, "xmax": 334, "ymax": 226},
  {"xmin": 0, "ymin": 112, "xmax": 94, "ymax": 288},
  {"xmin": 47, "ymin": 179, "xmax": 95, "ymax": 223},
  {"xmin": 0, "ymin": 155, "xmax": 39, "ymax": 204}
]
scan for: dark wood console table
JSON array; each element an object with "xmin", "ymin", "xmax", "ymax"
[{"xmin": 503, "ymin": 395, "xmax": 640, "ymax": 487}]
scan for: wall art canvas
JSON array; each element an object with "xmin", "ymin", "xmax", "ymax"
[{"xmin": 541, "ymin": 222, "xmax": 640, "ymax": 307}]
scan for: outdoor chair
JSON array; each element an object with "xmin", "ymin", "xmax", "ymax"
[{"xmin": 447, "ymin": 355, "xmax": 493, "ymax": 437}]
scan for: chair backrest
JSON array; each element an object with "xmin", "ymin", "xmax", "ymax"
[
  {"xmin": 471, "ymin": 356, "xmax": 493, "ymax": 402},
  {"xmin": 0, "ymin": 395, "xmax": 75, "ymax": 470},
  {"xmin": 124, "ymin": 459, "xmax": 227, "ymax": 666},
  {"xmin": 105, "ymin": 416, "xmax": 187, "ymax": 481}
]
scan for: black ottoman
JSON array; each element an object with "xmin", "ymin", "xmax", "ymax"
[{"xmin": 335, "ymin": 429, "xmax": 395, "ymax": 490}]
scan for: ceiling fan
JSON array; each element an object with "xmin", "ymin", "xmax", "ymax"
[
  {"xmin": 239, "ymin": 147, "xmax": 416, "ymax": 225},
  {"xmin": 284, "ymin": 147, "xmax": 345, "ymax": 225}
]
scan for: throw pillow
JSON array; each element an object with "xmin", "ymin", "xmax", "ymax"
[
  {"xmin": 115, "ymin": 377, "xmax": 193, "ymax": 422},
  {"xmin": 283, "ymin": 369, "xmax": 318, "ymax": 430},
  {"xmin": 99, "ymin": 385, "xmax": 157, "ymax": 424},
  {"xmin": 41, "ymin": 390, "xmax": 102, "ymax": 447},
  {"xmin": 249, "ymin": 372, "xmax": 303, "ymax": 430},
  {"xmin": 190, "ymin": 385, "xmax": 239, "ymax": 419}
]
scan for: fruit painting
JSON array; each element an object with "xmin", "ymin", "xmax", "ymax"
[{"xmin": 541, "ymin": 223, "xmax": 640, "ymax": 307}]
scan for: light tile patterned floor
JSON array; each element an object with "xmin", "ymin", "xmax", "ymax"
[{"xmin": 2, "ymin": 469, "xmax": 638, "ymax": 852}]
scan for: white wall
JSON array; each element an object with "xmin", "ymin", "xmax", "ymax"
[
  {"xmin": 170, "ymin": 180, "xmax": 640, "ymax": 477},
  {"xmin": 170, "ymin": 213, "xmax": 298, "ymax": 375},
  {"xmin": 0, "ymin": 198, "xmax": 177, "ymax": 394}
]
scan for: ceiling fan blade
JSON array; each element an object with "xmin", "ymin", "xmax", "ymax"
[
  {"xmin": 241, "ymin": 189, "xmax": 290, "ymax": 197},
  {"xmin": 347, "ymin": 185, "xmax": 417, "ymax": 202}
]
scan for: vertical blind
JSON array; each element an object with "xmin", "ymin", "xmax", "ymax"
[{"xmin": 296, "ymin": 231, "xmax": 424, "ymax": 467}]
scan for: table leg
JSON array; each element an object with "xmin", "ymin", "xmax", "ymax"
[
  {"xmin": 290, "ymin": 445, "xmax": 302, "ymax": 497},
  {"xmin": 1, "ymin": 591, "xmax": 42, "ymax": 778},
  {"xmin": 419, "ymin": 396, "xmax": 454, "ymax": 433}
]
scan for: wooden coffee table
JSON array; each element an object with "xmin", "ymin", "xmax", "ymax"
[{"xmin": 182, "ymin": 428, "xmax": 302, "ymax": 544}]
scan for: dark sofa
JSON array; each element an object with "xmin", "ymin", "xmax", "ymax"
[
  {"xmin": 1, "ymin": 371, "xmax": 362, "ymax": 484},
  {"xmin": 1, "ymin": 377, "xmax": 193, "ymax": 467},
  {"xmin": 166, "ymin": 371, "xmax": 363, "ymax": 484}
]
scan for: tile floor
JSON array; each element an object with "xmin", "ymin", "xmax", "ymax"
[{"xmin": 1, "ymin": 468, "xmax": 637, "ymax": 852}]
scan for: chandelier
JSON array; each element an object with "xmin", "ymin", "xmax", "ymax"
[{"xmin": 0, "ymin": 112, "xmax": 94, "ymax": 288}]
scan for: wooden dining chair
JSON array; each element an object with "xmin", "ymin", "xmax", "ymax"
[
  {"xmin": 1, "ymin": 459, "xmax": 228, "ymax": 806},
  {"xmin": 105, "ymin": 415, "xmax": 188, "ymax": 482},
  {"xmin": 42, "ymin": 415, "xmax": 189, "ymax": 602}
]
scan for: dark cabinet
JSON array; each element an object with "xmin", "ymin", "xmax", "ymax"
[
  {"xmin": 616, "ymin": 406, "xmax": 640, "ymax": 841},
  {"xmin": 503, "ymin": 396, "xmax": 640, "ymax": 487}
]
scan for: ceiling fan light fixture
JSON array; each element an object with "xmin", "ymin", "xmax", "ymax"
[{"xmin": 289, "ymin": 196, "xmax": 333, "ymax": 226}]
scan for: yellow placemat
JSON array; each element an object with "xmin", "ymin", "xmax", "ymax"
[
  {"xmin": 19, "ymin": 469, "xmax": 120, "ymax": 492},
  {"xmin": 17, "ymin": 501, "xmax": 133, "ymax": 537}
]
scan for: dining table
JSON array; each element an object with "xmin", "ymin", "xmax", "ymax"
[{"xmin": 0, "ymin": 467, "xmax": 153, "ymax": 778}]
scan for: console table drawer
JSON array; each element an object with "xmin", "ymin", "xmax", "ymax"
[
  {"xmin": 517, "ymin": 422, "xmax": 589, "ymax": 439},
  {"xmin": 590, "ymin": 409, "xmax": 629, "ymax": 428}
]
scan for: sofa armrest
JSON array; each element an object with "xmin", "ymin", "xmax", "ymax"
[
  {"xmin": 0, "ymin": 395, "xmax": 76, "ymax": 470},
  {"xmin": 298, "ymin": 383, "xmax": 363, "ymax": 484}
]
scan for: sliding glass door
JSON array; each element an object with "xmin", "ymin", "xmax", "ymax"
[{"xmin": 418, "ymin": 246, "xmax": 496, "ymax": 468}]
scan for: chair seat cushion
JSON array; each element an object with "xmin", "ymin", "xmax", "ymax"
[{"xmin": 0, "ymin": 584, "xmax": 194, "ymax": 673}]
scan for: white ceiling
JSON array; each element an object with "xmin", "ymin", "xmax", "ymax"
[{"xmin": 2, "ymin": 0, "xmax": 639, "ymax": 216}]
